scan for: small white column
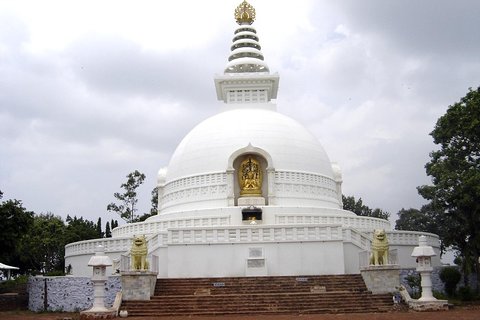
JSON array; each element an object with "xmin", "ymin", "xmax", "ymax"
[
  {"xmin": 411, "ymin": 236, "xmax": 436, "ymax": 301},
  {"xmin": 86, "ymin": 245, "xmax": 113, "ymax": 312},
  {"xmin": 226, "ymin": 169, "xmax": 235, "ymax": 206}
]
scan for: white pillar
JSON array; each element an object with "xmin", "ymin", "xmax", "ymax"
[
  {"xmin": 418, "ymin": 269, "xmax": 434, "ymax": 301},
  {"xmin": 411, "ymin": 236, "xmax": 437, "ymax": 302},
  {"xmin": 86, "ymin": 245, "xmax": 113, "ymax": 312}
]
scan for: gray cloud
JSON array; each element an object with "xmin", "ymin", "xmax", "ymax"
[{"xmin": 1, "ymin": 0, "xmax": 479, "ymax": 226}]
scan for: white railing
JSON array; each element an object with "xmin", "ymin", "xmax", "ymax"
[
  {"xmin": 112, "ymin": 216, "xmax": 231, "ymax": 238},
  {"xmin": 118, "ymin": 254, "xmax": 159, "ymax": 273},
  {"xmin": 65, "ymin": 237, "xmax": 132, "ymax": 257},
  {"xmin": 342, "ymin": 228, "xmax": 371, "ymax": 251},
  {"xmin": 66, "ymin": 225, "xmax": 440, "ymax": 258},
  {"xmin": 366, "ymin": 230, "xmax": 440, "ymax": 248},
  {"xmin": 166, "ymin": 224, "xmax": 344, "ymax": 245},
  {"xmin": 359, "ymin": 249, "xmax": 399, "ymax": 268},
  {"xmin": 276, "ymin": 213, "xmax": 391, "ymax": 231}
]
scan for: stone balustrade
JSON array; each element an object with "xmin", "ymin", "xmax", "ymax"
[
  {"xmin": 65, "ymin": 237, "xmax": 132, "ymax": 257},
  {"xmin": 166, "ymin": 224, "xmax": 344, "ymax": 245},
  {"xmin": 111, "ymin": 216, "xmax": 231, "ymax": 238},
  {"xmin": 66, "ymin": 226, "xmax": 440, "ymax": 267},
  {"xmin": 367, "ymin": 230, "xmax": 440, "ymax": 247},
  {"xmin": 275, "ymin": 213, "xmax": 390, "ymax": 231}
]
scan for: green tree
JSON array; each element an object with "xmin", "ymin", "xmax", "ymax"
[
  {"xmin": 342, "ymin": 195, "xmax": 390, "ymax": 220},
  {"xmin": 19, "ymin": 213, "xmax": 66, "ymax": 274},
  {"xmin": 395, "ymin": 208, "xmax": 429, "ymax": 231},
  {"xmin": 150, "ymin": 186, "xmax": 158, "ymax": 215},
  {"xmin": 0, "ymin": 196, "xmax": 34, "ymax": 268},
  {"xmin": 131, "ymin": 186, "xmax": 159, "ymax": 222},
  {"xmin": 105, "ymin": 221, "xmax": 112, "ymax": 238},
  {"xmin": 96, "ymin": 217, "xmax": 103, "ymax": 238},
  {"xmin": 107, "ymin": 170, "xmax": 146, "ymax": 223},
  {"xmin": 395, "ymin": 203, "xmax": 451, "ymax": 254},
  {"xmin": 111, "ymin": 219, "xmax": 119, "ymax": 229},
  {"xmin": 65, "ymin": 215, "xmax": 98, "ymax": 244},
  {"xmin": 417, "ymin": 87, "xmax": 480, "ymax": 291}
]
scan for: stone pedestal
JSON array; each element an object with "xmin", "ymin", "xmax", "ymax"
[
  {"xmin": 408, "ymin": 299, "xmax": 449, "ymax": 311},
  {"xmin": 79, "ymin": 310, "xmax": 116, "ymax": 320},
  {"xmin": 238, "ymin": 196, "xmax": 265, "ymax": 206},
  {"xmin": 360, "ymin": 265, "xmax": 401, "ymax": 294},
  {"xmin": 121, "ymin": 271, "xmax": 158, "ymax": 301}
]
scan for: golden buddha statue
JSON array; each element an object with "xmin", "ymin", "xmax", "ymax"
[{"xmin": 239, "ymin": 156, "xmax": 262, "ymax": 196}]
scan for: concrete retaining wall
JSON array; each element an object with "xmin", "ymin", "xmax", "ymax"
[{"xmin": 28, "ymin": 276, "xmax": 121, "ymax": 312}]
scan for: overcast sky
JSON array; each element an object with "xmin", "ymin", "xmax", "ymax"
[{"xmin": 1, "ymin": 0, "xmax": 479, "ymax": 228}]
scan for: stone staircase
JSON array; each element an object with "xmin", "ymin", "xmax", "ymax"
[{"xmin": 121, "ymin": 274, "xmax": 393, "ymax": 316}]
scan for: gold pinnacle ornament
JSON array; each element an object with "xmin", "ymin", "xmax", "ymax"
[{"xmin": 235, "ymin": 0, "xmax": 256, "ymax": 25}]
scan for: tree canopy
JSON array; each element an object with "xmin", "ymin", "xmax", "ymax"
[
  {"xmin": 417, "ymin": 87, "xmax": 480, "ymax": 290},
  {"xmin": 0, "ymin": 195, "xmax": 34, "ymax": 267},
  {"xmin": 0, "ymin": 191, "xmax": 106, "ymax": 275},
  {"xmin": 19, "ymin": 213, "xmax": 66, "ymax": 273},
  {"xmin": 342, "ymin": 195, "xmax": 390, "ymax": 220}
]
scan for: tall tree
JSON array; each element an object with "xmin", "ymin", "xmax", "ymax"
[
  {"xmin": 96, "ymin": 217, "xmax": 103, "ymax": 238},
  {"xmin": 133, "ymin": 186, "xmax": 159, "ymax": 222},
  {"xmin": 105, "ymin": 221, "xmax": 112, "ymax": 238},
  {"xmin": 342, "ymin": 195, "xmax": 390, "ymax": 220},
  {"xmin": 150, "ymin": 186, "xmax": 159, "ymax": 215},
  {"xmin": 417, "ymin": 87, "xmax": 480, "ymax": 291},
  {"xmin": 107, "ymin": 170, "xmax": 146, "ymax": 223},
  {"xmin": 110, "ymin": 219, "xmax": 119, "ymax": 230},
  {"xmin": 0, "ymin": 197, "xmax": 34, "ymax": 267}
]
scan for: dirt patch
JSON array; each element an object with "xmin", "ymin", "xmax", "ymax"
[{"xmin": 1, "ymin": 306, "xmax": 480, "ymax": 320}]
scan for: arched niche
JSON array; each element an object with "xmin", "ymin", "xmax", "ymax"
[{"xmin": 226, "ymin": 144, "xmax": 275, "ymax": 206}]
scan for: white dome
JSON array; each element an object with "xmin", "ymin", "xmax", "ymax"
[{"xmin": 166, "ymin": 108, "xmax": 334, "ymax": 181}]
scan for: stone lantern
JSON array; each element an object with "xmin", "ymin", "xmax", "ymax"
[
  {"xmin": 411, "ymin": 236, "xmax": 436, "ymax": 301},
  {"xmin": 80, "ymin": 245, "xmax": 115, "ymax": 319}
]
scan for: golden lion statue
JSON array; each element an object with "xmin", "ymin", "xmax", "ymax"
[
  {"xmin": 369, "ymin": 229, "xmax": 389, "ymax": 265},
  {"xmin": 130, "ymin": 235, "xmax": 149, "ymax": 271}
]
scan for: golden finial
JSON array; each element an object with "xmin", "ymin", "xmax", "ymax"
[{"xmin": 235, "ymin": 0, "xmax": 256, "ymax": 25}]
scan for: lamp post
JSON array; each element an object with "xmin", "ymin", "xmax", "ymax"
[
  {"xmin": 86, "ymin": 245, "xmax": 113, "ymax": 312},
  {"xmin": 411, "ymin": 236, "xmax": 436, "ymax": 301}
]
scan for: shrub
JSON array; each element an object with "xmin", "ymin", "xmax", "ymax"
[
  {"xmin": 457, "ymin": 286, "xmax": 474, "ymax": 301},
  {"xmin": 45, "ymin": 270, "xmax": 65, "ymax": 276},
  {"xmin": 439, "ymin": 266, "xmax": 461, "ymax": 297},
  {"xmin": 0, "ymin": 275, "xmax": 28, "ymax": 293},
  {"xmin": 405, "ymin": 274, "xmax": 422, "ymax": 298},
  {"xmin": 433, "ymin": 290, "xmax": 448, "ymax": 300}
]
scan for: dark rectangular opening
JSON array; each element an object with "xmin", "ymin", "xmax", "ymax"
[{"xmin": 242, "ymin": 207, "xmax": 262, "ymax": 221}]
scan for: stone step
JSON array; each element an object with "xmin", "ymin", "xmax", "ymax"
[
  {"xmin": 123, "ymin": 294, "xmax": 392, "ymax": 313},
  {"xmin": 154, "ymin": 274, "xmax": 368, "ymax": 296},
  {"xmin": 121, "ymin": 274, "xmax": 393, "ymax": 316}
]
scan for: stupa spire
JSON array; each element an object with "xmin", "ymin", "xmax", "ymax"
[
  {"xmin": 225, "ymin": 1, "xmax": 268, "ymax": 73},
  {"xmin": 214, "ymin": 1, "xmax": 279, "ymax": 106}
]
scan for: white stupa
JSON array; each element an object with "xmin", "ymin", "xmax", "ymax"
[{"xmin": 65, "ymin": 1, "xmax": 441, "ymax": 277}]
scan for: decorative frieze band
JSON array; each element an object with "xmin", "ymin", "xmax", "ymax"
[{"xmin": 161, "ymin": 173, "xmax": 228, "ymax": 210}]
